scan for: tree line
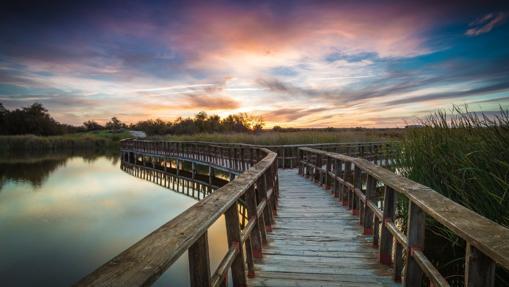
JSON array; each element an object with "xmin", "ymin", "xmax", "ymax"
[{"xmin": 0, "ymin": 103, "xmax": 264, "ymax": 136}]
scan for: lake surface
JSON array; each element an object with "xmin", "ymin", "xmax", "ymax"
[{"xmin": 0, "ymin": 151, "xmax": 228, "ymax": 286}]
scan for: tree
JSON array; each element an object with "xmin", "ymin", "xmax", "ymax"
[
  {"xmin": 0, "ymin": 103, "xmax": 64, "ymax": 135},
  {"xmin": 105, "ymin": 117, "xmax": 126, "ymax": 130},
  {"xmin": 83, "ymin": 120, "xmax": 104, "ymax": 131},
  {"xmin": 132, "ymin": 119, "xmax": 171, "ymax": 135},
  {"xmin": 0, "ymin": 103, "xmax": 6, "ymax": 134}
]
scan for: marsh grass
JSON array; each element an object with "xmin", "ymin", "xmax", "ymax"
[
  {"xmin": 397, "ymin": 106, "xmax": 509, "ymax": 285},
  {"xmin": 157, "ymin": 129, "xmax": 404, "ymax": 145},
  {"xmin": 0, "ymin": 130, "xmax": 131, "ymax": 154}
]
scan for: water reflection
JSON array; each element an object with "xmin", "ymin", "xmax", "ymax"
[
  {"xmin": 0, "ymin": 151, "xmax": 226, "ymax": 286},
  {"xmin": 0, "ymin": 151, "xmax": 119, "ymax": 190}
]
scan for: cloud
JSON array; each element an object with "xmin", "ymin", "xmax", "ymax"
[
  {"xmin": 384, "ymin": 80, "xmax": 509, "ymax": 106},
  {"xmin": 182, "ymin": 94, "xmax": 240, "ymax": 110},
  {"xmin": 260, "ymin": 107, "xmax": 330, "ymax": 122},
  {"xmin": 465, "ymin": 12, "xmax": 507, "ymax": 36}
]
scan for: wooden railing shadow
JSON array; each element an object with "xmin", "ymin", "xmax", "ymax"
[{"xmin": 299, "ymin": 147, "xmax": 509, "ymax": 287}]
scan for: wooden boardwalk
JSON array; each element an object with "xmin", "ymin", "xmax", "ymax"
[{"xmin": 248, "ymin": 169, "xmax": 399, "ymax": 287}]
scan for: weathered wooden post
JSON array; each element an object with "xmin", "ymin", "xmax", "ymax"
[
  {"xmin": 255, "ymin": 177, "xmax": 268, "ymax": 244},
  {"xmin": 405, "ymin": 202, "xmax": 425, "ymax": 286},
  {"xmin": 343, "ymin": 161, "xmax": 351, "ymax": 206},
  {"xmin": 352, "ymin": 165, "xmax": 361, "ymax": 215},
  {"xmin": 325, "ymin": 156, "xmax": 332, "ymax": 189},
  {"xmin": 465, "ymin": 244, "xmax": 496, "ymax": 287},
  {"xmin": 246, "ymin": 186, "xmax": 263, "ymax": 259},
  {"xmin": 332, "ymin": 158, "xmax": 339, "ymax": 197},
  {"xmin": 224, "ymin": 204, "xmax": 247, "ymax": 287},
  {"xmin": 208, "ymin": 166, "xmax": 213, "ymax": 194},
  {"xmin": 316, "ymin": 153, "xmax": 322, "ymax": 183},
  {"xmin": 363, "ymin": 175, "xmax": 376, "ymax": 235},
  {"xmin": 298, "ymin": 149, "xmax": 304, "ymax": 176},
  {"xmin": 262, "ymin": 172, "xmax": 274, "ymax": 226},
  {"xmin": 394, "ymin": 240, "xmax": 404, "ymax": 282},
  {"xmin": 188, "ymin": 232, "xmax": 211, "ymax": 287},
  {"xmin": 380, "ymin": 186, "xmax": 395, "ymax": 265}
]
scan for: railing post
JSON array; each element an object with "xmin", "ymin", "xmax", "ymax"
[
  {"xmin": 188, "ymin": 232, "xmax": 211, "ymax": 287},
  {"xmin": 332, "ymin": 159, "xmax": 339, "ymax": 197},
  {"xmin": 225, "ymin": 204, "xmax": 247, "ymax": 287},
  {"xmin": 363, "ymin": 175, "xmax": 376, "ymax": 235},
  {"xmin": 465, "ymin": 243, "xmax": 496, "ymax": 287},
  {"xmin": 282, "ymin": 146, "xmax": 286, "ymax": 169},
  {"xmin": 325, "ymin": 156, "xmax": 331, "ymax": 189},
  {"xmin": 315, "ymin": 153, "xmax": 322, "ymax": 183},
  {"xmin": 394, "ymin": 240, "xmax": 404, "ymax": 282},
  {"xmin": 380, "ymin": 186, "xmax": 395, "ymax": 265},
  {"xmin": 246, "ymin": 186, "xmax": 263, "ymax": 259},
  {"xmin": 352, "ymin": 165, "xmax": 361, "ymax": 215},
  {"xmin": 262, "ymin": 172, "xmax": 274, "ymax": 226},
  {"xmin": 405, "ymin": 202, "xmax": 425, "ymax": 286},
  {"xmin": 298, "ymin": 149, "xmax": 303, "ymax": 175},
  {"xmin": 342, "ymin": 161, "xmax": 351, "ymax": 206},
  {"xmin": 255, "ymin": 177, "xmax": 268, "ymax": 243}
]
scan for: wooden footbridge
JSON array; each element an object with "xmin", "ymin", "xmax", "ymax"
[{"xmin": 76, "ymin": 140, "xmax": 509, "ymax": 287}]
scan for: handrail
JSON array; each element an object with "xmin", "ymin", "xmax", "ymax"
[
  {"xmin": 298, "ymin": 147, "xmax": 509, "ymax": 286},
  {"xmin": 76, "ymin": 140, "xmax": 279, "ymax": 287},
  {"xmin": 137, "ymin": 139, "xmax": 398, "ymax": 169}
]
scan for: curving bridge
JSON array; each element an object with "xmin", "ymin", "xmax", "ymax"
[{"xmin": 76, "ymin": 140, "xmax": 509, "ymax": 287}]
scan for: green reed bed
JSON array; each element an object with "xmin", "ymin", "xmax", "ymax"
[
  {"xmin": 159, "ymin": 129, "xmax": 404, "ymax": 145},
  {"xmin": 397, "ymin": 107, "xmax": 509, "ymax": 285},
  {"xmin": 0, "ymin": 131, "xmax": 130, "ymax": 154}
]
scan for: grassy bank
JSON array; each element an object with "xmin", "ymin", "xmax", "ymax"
[
  {"xmin": 156, "ymin": 129, "xmax": 404, "ymax": 145},
  {"xmin": 0, "ymin": 130, "xmax": 131, "ymax": 154}
]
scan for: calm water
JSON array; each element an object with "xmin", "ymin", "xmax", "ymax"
[{"xmin": 0, "ymin": 152, "xmax": 228, "ymax": 286}]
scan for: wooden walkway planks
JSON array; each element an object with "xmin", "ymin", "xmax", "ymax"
[{"xmin": 248, "ymin": 169, "xmax": 399, "ymax": 287}]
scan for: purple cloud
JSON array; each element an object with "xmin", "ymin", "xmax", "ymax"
[{"xmin": 465, "ymin": 12, "xmax": 507, "ymax": 36}]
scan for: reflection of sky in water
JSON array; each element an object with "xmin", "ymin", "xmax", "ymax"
[{"xmin": 0, "ymin": 156, "xmax": 228, "ymax": 286}]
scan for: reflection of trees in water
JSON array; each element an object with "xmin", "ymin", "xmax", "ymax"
[
  {"xmin": 0, "ymin": 158, "xmax": 68, "ymax": 188},
  {"xmin": 0, "ymin": 149, "xmax": 119, "ymax": 190}
]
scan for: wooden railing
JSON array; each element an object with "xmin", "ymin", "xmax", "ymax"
[
  {"xmin": 298, "ymin": 147, "xmax": 509, "ymax": 287},
  {"xmin": 76, "ymin": 140, "xmax": 279, "ymax": 287},
  {"xmin": 260, "ymin": 141, "xmax": 397, "ymax": 168}
]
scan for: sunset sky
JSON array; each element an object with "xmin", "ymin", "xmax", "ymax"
[{"xmin": 1, "ymin": 1, "xmax": 508, "ymax": 127}]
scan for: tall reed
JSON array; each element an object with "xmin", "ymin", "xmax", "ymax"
[
  {"xmin": 399, "ymin": 106, "xmax": 509, "ymax": 229},
  {"xmin": 397, "ymin": 106, "xmax": 509, "ymax": 285}
]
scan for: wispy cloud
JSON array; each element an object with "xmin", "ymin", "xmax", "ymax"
[
  {"xmin": 260, "ymin": 108, "xmax": 330, "ymax": 122},
  {"xmin": 134, "ymin": 84, "xmax": 216, "ymax": 92},
  {"xmin": 465, "ymin": 12, "xmax": 507, "ymax": 36}
]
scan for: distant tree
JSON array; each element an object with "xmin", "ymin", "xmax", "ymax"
[
  {"xmin": 0, "ymin": 103, "xmax": 7, "ymax": 134},
  {"xmin": 194, "ymin": 111, "xmax": 208, "ymax": 132},
  {"xmin": 132, "ymin": 118, "xmax": 171, "ymax": 135},
  {"xmin": 250, "ymin": 115, "xmax": 265, "ymax": 133},
  {"xmin": 0, "ymin": 103, "xmax": 65, "ymax": 135},
  {"xmin": 105, "ymin": 117, "xmax": 127, "ymax": 130},
  {"xmin": 83, "ymin": 120, "xmax": 104, "ymax": 131},
  {"xmin": 205, "ymin": 114, "xmax": 222, "ymax": 132},
  {"xmin": 0, "ymin": 103, "xmax": 6, "ymax": 114}
]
